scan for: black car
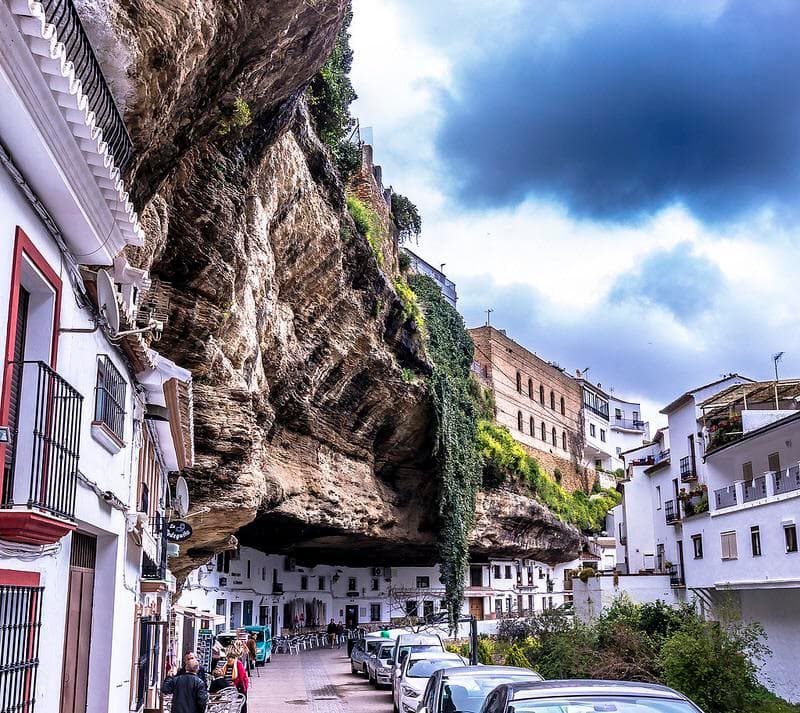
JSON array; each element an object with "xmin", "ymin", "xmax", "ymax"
[
  {"xmin": 418, "ymin": 665, "xmax": 543, "ymax": 713},
  {"xmin": 480, "ymin": 679, "xmax": 705, "ymax": 713}
]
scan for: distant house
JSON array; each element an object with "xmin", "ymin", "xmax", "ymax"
[{"xmin": 402, "ymin": 247, "xmax": 458, "ymax": 307}]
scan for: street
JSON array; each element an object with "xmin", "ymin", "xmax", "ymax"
[{"xmin": 247, "ymin": 647, "xmax": 394, "ymax": 712}]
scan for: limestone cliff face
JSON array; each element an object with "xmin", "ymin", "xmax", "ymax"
[{"xmin": 86, "ymin": 0, "xmax": 580, "ymax": 576}]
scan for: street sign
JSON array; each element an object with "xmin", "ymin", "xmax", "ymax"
[{"xmin": 166, "ymin": 520, "xmax": 193, "ymax": 542}]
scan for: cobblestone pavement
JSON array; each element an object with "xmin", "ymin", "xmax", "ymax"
[{"xmin": 246, "ymin": 646, "xmax": 394, "ymax": 712}]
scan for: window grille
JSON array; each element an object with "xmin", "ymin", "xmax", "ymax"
[
  {"xmin": 94, "ymin": 355, "xmax": 126, "ymax": 441},
  {"xmin": 0, "ymin": 584, "xmax": 44, "ymax": 712}
]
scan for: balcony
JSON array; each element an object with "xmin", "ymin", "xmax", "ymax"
[
  {"xmin": 613, "ymin": 417, "xmax": 648, "ymax": 432},
  {"xmin": 0, "ymin": 361, "xmax": 82, "ymax": 544},
  {"xmin": 713, "ymin": 466, "xmax": 800, "ymax": 513},
  {"xmin": 664, "ymin": 500, "xmax": 681, "ymax": 524},
  {"xmin": 666, "ymin": 563, "xmax": 685, "ymax": 587},
  {"xmin": 714, "ymin": 484, "xmax": 738, "ymax": 510},
  {"xmin": 743, "ymin": 475, "xmax": 767, "ymax": 503},
  {"xmin": 35, "ymin": 0, "xmax": 133, "ymax": 171},
  {"xmin": 141, "ymin": 515, "xmax": 168, "ymax": 583},
  {"xmin": 679, "ymin": 456, "xmax": 697, "ymax": 483},
  {"xmin": 774, "ymin": 465, "xmax": 800, "ymax": 495}
]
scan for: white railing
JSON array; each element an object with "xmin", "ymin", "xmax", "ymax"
[{"xmin": 712, "ymin": 463, "xmax": 800, "ymax": 512}]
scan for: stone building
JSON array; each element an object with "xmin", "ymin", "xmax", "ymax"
[{"xmin": 470, "ymin": 326, "xmax": 588, "ymax": 490}]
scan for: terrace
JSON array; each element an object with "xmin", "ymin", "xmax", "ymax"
[{"xmin": 712, "ymin": 464, "xmax": 800, "ymax": 513}]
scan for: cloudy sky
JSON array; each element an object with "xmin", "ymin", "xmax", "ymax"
[{"xmin": 349, "ymin": 0, "xmax": 800, "ymax": 424}]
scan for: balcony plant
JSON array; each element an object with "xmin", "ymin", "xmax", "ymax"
[{"xmin": 706, "ymin": 413, "xmax": 743, "ymax": 450}]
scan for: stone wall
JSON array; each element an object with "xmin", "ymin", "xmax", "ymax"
[{"xmin": 471, "ymin": 325, "xmax": 590, "ymax": 491}]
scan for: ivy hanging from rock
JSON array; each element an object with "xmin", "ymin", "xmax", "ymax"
[{"xmin": 409, "ymin": 274, "xmax": 482, "ymax": 630}]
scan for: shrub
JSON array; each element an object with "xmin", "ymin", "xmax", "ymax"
[
  {"xmin": 217, "ymin": 96, "xmax": 252, "ymax": 135},
  {"xmin": 391, "ymin": 193, "xmax": 422, "ymax": 242},
  {"xmin": 346, "ymin": 195, "xmax": 384, "ymax": 266},
  {"xmin": 393, "ymin": 278, "xmax": 424, "ymax": 331},
  {"xmin": 398, "ymin": 251, "xmax": 411, "ymax": 273},
  {"xmin": 504, "ymin": 643, "xmax": 534, "ymax": 669}
]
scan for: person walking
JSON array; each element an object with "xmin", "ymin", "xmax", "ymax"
[
  {"xmin": 162, "ymin": 659, "xmax": 208, "ymax": 713},
  {"xmin": 336, "ymin": 620, "xmax": 346, "ymax": 649},
  {"xmin": 326, "ymin": 619, "xmax": 337, "ymax": 648},
  {"xmin": 224, "ymin": 652, "xmax": 250, "ymax": 712},
  {"xmin": 246, "ymin": 633, "xmax": 257, "ymax": 674}
]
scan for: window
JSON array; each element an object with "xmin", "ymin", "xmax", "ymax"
[
  {"xmin": 720, "ymin": 531, "xmax": 738, "ymax": 560},
  {"xmin": 656, "ymin": 486, "xmax": 662, "ymax": 509},
  {"xmin": 528, "ymin": 378, "xmax": 533, "ymax": 399},
  {"xmin": 318, "ymin": 576, "xmax": 325, "ymax": 590},
  {"xmin": 416, "ymin": 576, "xmax": 430, "ymax": 589},
  {"xmin": 261, "ymin": 567, "xmax": 266, "ymax": 581},
  {"xmin": 216, "ymin": 598, "xmax": 226, "ymax": 616},
  {"xmin": 692, "ymin": 535, "xmax": 703, "ymax": 559},
  {"xmin": 94, "ymin": 355, "xmax": 126, "ymax": 442},
  {"xmin": 742, "ymin": 462, "xmax": 753, "ymax": 480},
  {"xmin": 590, "ymin": 423, "xmax": 596, "ymax": 437},
  {"xmin": 785, "ymin": 525, "xmax": 798, "ymax": 553},
  {"xmin": 495, "ymin": 599, "xmax": 503, "ymax": 615},
  {"xmin": 595, "ymin": 459, "xmax": 602, "ymax": 470},
  {"xmin": 516, "ymin": 372, "xmax": 522, "ymax": 393},
  {"xmin": 517, "ymin": 411, "xmax": 523, "ymax": 431},
  {"xmin": 600, "ymin": 429, "xmax": 606, "ymax": 442},
  {"xmin": 405, "ymin": 600, "xmax": 418, "ymax": 617},
  {"xmin": 632, "ymin": 410, "xmax": 639, "ymax": 421},
  {"xmin": 246, "ymin": 560, "xmax": 251, "ymax": 578},
  {"xmin": 493, "ymin": 565, "xmax": 501, "ymax": 579},
  {"xmin": 469, "ymin": 566, "xmax": 483, "ymax": 587},
  {"xmin": 560, "ymin": 396, "xmax": 565, "ymax": 415},
  {"xmin": 615, "ymin": 408, "xmax": 623, "ymax": 419},
  {"xmin": 616, "ymin": 447, "xmax": 622, "ymax": 456},
  {"xmin": 370, "ymin": 603, "xmax": 381, "ymax": 622},
  {"xmin": 562, "ymin": 431, "xmax": 567, "ymax": 450},
  {"xmin": 550, "ymin": 391, "xmax": 555, "ymax": 410},
  {"xmin": 216, "ymin": 551, "xmax": 231, "ymax": 573},
  {"xmin": 540, "ymin": 385, "xmax": 545, "ymax": 404},
  {"xmin": 371, "ymin": 578, "xmax": 380, "ymax": 591},
  {"xmin": 751, "ymin": 526, "xmax": 762, "ymax": 556},
  {"xmin": 347, "ymin": 577, "xmax": 357, "ymax": 591},
  {"xmin": 300, "ymin": 575, "xmax": 308, "ymax": 590},
  {"xmin": 504, "ymin": 565, "xmax": 512, "ymax": 579},
  {"xmin": 583, "ymin": 389, "xmax": 609, "ymax": 419},
  {"xmin": 551, "ymin": 427, "xmax": 557, "ymax": 446},
  {"xmin": 530, "ymin": 416, "xmax": 535, "ymax": 436}
]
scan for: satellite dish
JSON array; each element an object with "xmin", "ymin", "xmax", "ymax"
[
  {"xmin": 175, "ymin": 476, "xmax": 190, "ymax": 518},
  {"xmin": 96, "ymin": 269, "xmax": 120, "ymax": 334}
]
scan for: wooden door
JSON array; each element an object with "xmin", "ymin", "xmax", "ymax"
[
  {"xmin": 61, "ymin": 533, "xmax": 96, "ymax": 713},
  {"xmin": 468, "ymin": 597, "xmax": 484, "ymax": 620},
  {"xmin": 345, "ymin": 605, "xmax": 359, "ymax": 629}
]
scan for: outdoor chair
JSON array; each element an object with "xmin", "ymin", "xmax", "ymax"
[{"xmin": 288, "ymin": 637, "xmax": 300, "ymax": 655}]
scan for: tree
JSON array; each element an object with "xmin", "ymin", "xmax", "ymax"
[{"xmin": 391, "ymin": 193, "xmax": 422, "ymax": 242}]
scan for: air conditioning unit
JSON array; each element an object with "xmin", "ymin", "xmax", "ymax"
[{"xmin": 372, "ymin": 567, "xmax": 382, "ymax": 577}]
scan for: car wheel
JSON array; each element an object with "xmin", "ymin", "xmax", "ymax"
[{"xmin": 351, "ymin": 661, "xmax": 358, "ymax": 674}]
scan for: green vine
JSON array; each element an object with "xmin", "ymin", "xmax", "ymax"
[
  {"xmin": 476, "ymin": 420, "xmax": 621, "ymax": 532},
  {"xmin": 346, "ymin": 195, "xmax": 385, "ymax": 266},
  {"xmin": 410, "ymin": 275, "xmax": 482, "ymax": 630}
]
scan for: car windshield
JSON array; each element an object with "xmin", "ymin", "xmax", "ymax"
[
  {"xmin": 400, "ymin": 644, "xmax": 441, "ymax": 661},
  {"xmin": 441, "ymin": 675, "xmax": 543, "ymax": 713},
  {"xmin": 378, "ymin": 645, "xmax": 394, "ymax": 660},
  {"xmin": 366, "ymin": 641, "xmax": 383, "ymax": 654},
  {"xmin": 407, "ymin": 659, "xmax": 463, "ymax": 678},
  {"xmin": 251, "ymin": 632, "xmax": 264, "ymax": 642},
  {"xmin": 509, "ymin": 695, "xmax": 699, "ymax": 713}
]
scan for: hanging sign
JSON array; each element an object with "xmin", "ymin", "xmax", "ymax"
[{"xmin": 167, "ymin": 520, "xmax": 193, "ymax": 542}]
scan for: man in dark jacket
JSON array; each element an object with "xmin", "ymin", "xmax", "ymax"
[{"xmin": 162, "ymin": 659, "xmax": 208, "ymax": 713}]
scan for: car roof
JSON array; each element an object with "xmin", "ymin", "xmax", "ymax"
[
  {"xmin": 507, "ymin": 680, "xmax": 689, "ymax": 701},
  {"xmin": 396, "ymin": 633, "xmax": 441, "ymax": 643},
  {"xmin": 408, "ymin": 651, "xmax": 463, "ymax": 662},
  {"xmin": 443, "ymin": 666, "xmax": 543, "ymax": 678}
]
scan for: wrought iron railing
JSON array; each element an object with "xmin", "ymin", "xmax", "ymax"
[
  {"xmin": 142, "ymin": 515, "xmax": 168, "ymax": 580},
  {"xmin": 743, "ymin": 476, "xmax": 767, "ymax": 503},
  {"xmin": 39, "ymin": 0, "xmax": 133, "ymax": 170},
  {"xmin": 666, "ymin": 564, "xmax": 685, "ymax": 586},
  {"xmin": 679, "ymin": 455, "xmax": 697, "ymax": 482},
  {"xmin": 0, "ymin": 584, "xmax": 44, "ymax": 712},
  {"xmin": 714, "ymin": 485, "xmax": 737, "ymax": 509},
  {"xmin": 613, "ymin": 417, "xmax": 647, "ymax": 431},
  {"xmin": 664, "ymin": 500, "xmax": 680, "ymax": 524},
  {"xmin": 94, "ymin": 355, "xmax": 126, "ymax": 442},
  {"xmin": 1, "ymin": 361, "xmax": 81, "ymax": 519},
  {"xmin": 654, "ymin": 449, "xmax": 671, "ymax": 464}
]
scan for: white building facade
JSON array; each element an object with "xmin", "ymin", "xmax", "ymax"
[
  {"xmin": 0, "ymin": 3, "xmax": 194, "ymax": 711},
  {"xmin": 593, "ymin": 375, "xmax": 800, "ymax": 703}
]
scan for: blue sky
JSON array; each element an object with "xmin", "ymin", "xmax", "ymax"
[{"xmin": 349, "ymin": 0, "xmax": 800, "ymax": 424}]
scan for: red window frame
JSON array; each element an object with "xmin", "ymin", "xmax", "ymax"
[{"xmin": 0, "ymin": 227, "xmax": 62, "ymax": 500}]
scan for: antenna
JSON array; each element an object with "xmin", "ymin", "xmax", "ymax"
[
  {"xmin": 96, "ymin": 269, "xmax": 120, "ymax": 334},
  {"xmin": 485, "ymin": 308, "xmax": 493, "ymax": 327},
  {"xmin": 773, "ymin": 352, "xmax": 785, "ymax": 410},
  {"xmin": 174, "ymin": 476, "xmax": 190, "ymax": 518}
]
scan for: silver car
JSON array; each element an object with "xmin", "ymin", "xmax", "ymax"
[
  {"xmin": 350, "ymin": 636, "xmax": 385, "ymax": 675},
  {"xmin": 479, "ymin": 679, "xmax": 705, "ymax": 713},
  {"xmin": 417, "ymin": 665, "xmax": 544, "ymax": 713},
  {"xmin": 365, "ymin": 640, "xmax": 397, "ymax": 687}
]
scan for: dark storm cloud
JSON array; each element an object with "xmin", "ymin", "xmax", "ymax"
[
  {"xmin": 437, "ymin": 1, "xmax": 800, "ymax": 222},
  {"xmin": 609, "ymin": 243, "xmax": 723, "ymax": 320}
]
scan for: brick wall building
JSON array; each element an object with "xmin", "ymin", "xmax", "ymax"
[{"xmin": 470, "ymin": 326, "xmax": 590, "ymax": 491}]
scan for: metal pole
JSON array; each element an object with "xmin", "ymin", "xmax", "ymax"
[{"xmin": 469, "ymin": 616, "xmax": 478, "ymax": 665}]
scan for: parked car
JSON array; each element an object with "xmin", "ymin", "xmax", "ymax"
[
  {"xmin": 350, "ymin": 635, "xmax": 388, "ymax": 675},
  {"xmin": 390, "ymin": 632, "xmax": 446, "ymax": 693},
  {"xmin": 244, "ymin": 625, "xmax": 272, "ymax": 664},
  {"xmin": 392, "ymin": 651, "xmax": 466, "ymax": 713},
  {"xmin": 365, "ymin": 639, "xmax": 397, "ymax": 687},
  {"xmin": 478, "ymin": 679, "xmax": 705, "ymax": 713},
  {"xmin": 417, "ymin": 665, "xmax": 544, "ymax": 713}
]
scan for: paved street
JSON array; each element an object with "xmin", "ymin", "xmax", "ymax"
[{"xmin": 247, "ymin": 647, "xmax": 393, "ymax": 712}]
